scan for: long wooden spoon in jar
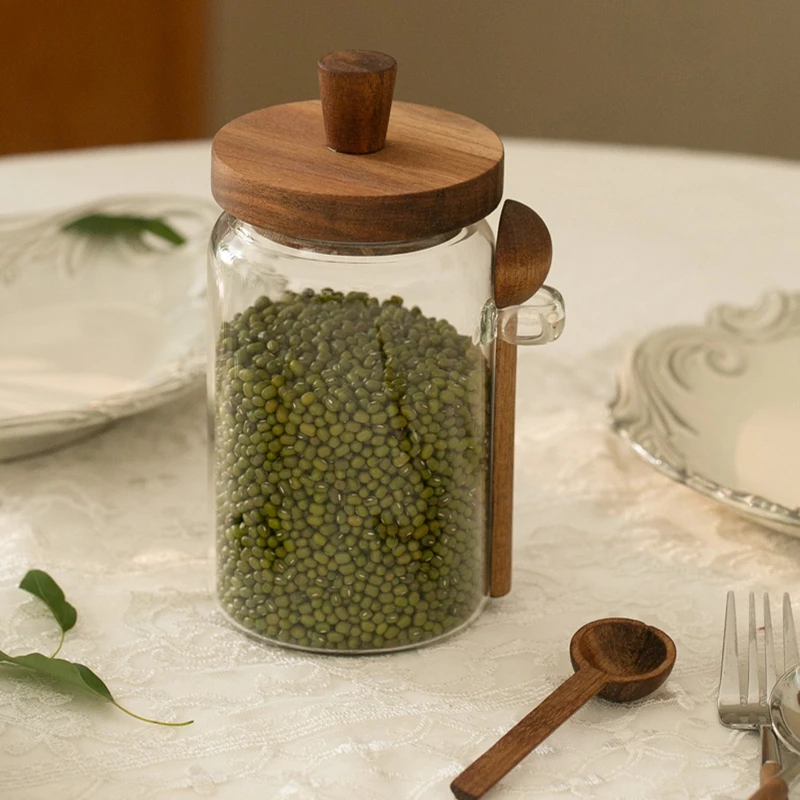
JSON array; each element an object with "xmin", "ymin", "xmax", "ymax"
[{"xmin": 489, "ymin": 199, "xmax": 553, "ymax": 598}]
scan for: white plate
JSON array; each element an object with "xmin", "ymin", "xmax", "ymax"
[
  {"xmin": 0, "ymin": 195, "xmax": 219, "ymax": 460},
  {"xmin": 610, "ymin": 290, "xmax": 800, "ymax": 535}
]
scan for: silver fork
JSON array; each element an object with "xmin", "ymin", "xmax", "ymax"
[{"xmin": 718, "ymin": 592, "xmax": 800, "ymax": 786}]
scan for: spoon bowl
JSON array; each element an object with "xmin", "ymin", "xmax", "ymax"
[
  {"xmin": 770, "ymin": 665, "xmax": 800, "ymax": 755},
  {"xmin": 491, "ymin": 199, "xmax": 552, "ymax": 308},
  {"xmin": 570, "ymin": 618, "xmax": 676, "ymax": 702}
]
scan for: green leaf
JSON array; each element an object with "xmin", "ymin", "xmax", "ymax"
[
  {"xmin": 140, "ymin": 218, "xmax": 186, "ymax": 245},
  {"xmin": 62, "ymin": 213, "xmax": 186, "ymax": 246},
  {"xmin": 0, "ymin": 650, "xmax": 113, "ymax": 700},
  {"xmin": 19, "ymin": 570, "xmax": 77, "ymax": 636},
  {"xmin": 0, "ymin": 650, "xmax": 193, "ymax": 727}
]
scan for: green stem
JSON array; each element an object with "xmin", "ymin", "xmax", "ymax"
[
  {"xmin": 50, "ymin": 630, "xmax": 66, "ymax": 659},
  {"xmin": 111, "ymin": 701, "xmax": 193, "ymax": 727}
]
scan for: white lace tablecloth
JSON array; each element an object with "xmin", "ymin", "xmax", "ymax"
[{"xmin": 1, "ymin": 140, "xmax": 799, "ymax": 800}]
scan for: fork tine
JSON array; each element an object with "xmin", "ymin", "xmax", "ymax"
[
  {"xmin": 783, "ymin": 593, "xmax": 799, "ymax": 671},
  {"xmin": 764, "ymin": 593, "xmax": 777, "ymax": 701},
  {"xmin": 747, "ymin": 592, "xmax": 760, "ymax": 706},
  {"xmin": 719, "ymin": 590, "xmax": 742, "ymax": 706}
]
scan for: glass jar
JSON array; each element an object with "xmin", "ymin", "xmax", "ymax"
[
  {"xmin": 208, "ymin": 50, "xmax": 565, "ymax": 653},
  {"xmin": 210, "ymin": 219, "xmax": 496, "ymax": 652}
]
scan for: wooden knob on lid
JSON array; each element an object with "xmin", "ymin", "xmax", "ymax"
[{"xmin": 318, "ymin": 50, "xmax": 397, "ymax": 154}]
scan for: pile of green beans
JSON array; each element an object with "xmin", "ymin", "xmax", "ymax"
[{"xmin": 214, "ymin": 289, "xmax": 488, "ymax": 651}]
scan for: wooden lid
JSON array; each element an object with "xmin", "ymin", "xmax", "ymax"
[{"xmin": 211, "ymin": 51, "xmax": 504, "ymax": 243}]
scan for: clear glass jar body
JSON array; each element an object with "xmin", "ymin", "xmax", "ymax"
[{"xmin": 208, "ymin": 214, "xmax": 495, "ymax": 653}]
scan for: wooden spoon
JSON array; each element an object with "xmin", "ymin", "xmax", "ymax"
[
  {"xmin": 450, "ymin": 618, "xmax": 677, "ymax": 800},
  {"xmin": 490, "ymin": 199, "xmax": 553, "ymax": 597},
  {"xmin": 748, "ymin": 777, "xmax": 789, "ymax": 800}
]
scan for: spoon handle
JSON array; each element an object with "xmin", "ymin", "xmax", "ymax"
[
  {"xmin": 761, "ymin": 759, "xmax": 782, "ymax": 785},
  {"xmin": 747, "ymin": 779, "xmax": 788, "ymax": 800},
  {"xmin": 747, "ymin": 748, "xmax": 800, "ymax": 800},
  {"xmin": 450, "ymin": 667, "xmax": 607, "ymax": 800},
  {"xmin": 488, "ymin": 334, "xmax": 517, "ymax": 597}
]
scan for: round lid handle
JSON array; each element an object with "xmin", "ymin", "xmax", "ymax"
[{"xmin": 318, "ymin": 50, "xmax": 397, "ymax": 154}]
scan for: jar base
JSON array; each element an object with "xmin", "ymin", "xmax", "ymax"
[{"xmin": 218, "ymin": 595, "xmax": 488, "ymax": 656}]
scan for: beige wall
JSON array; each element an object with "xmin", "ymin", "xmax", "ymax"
[{"xmin": 209, "ymin": 0, "xmax": 800, "ymax": 161}]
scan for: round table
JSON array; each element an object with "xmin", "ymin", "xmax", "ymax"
[{"xmin": 1, "ymin": 139, "xmax": 799, "ymax": 800}]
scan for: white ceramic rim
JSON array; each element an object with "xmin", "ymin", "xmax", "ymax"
[
  {"xmin": 609, "ymin": 289, "xmax": 800, "ymax": 532},
  {"xmin": 0, "ymin": 194, "xmax": 217, "ymax": 454}
]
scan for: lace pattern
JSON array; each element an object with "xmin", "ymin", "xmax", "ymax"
[{"xmin": 1, "ymin": 338, "xmax": 793, "ymax": 799}]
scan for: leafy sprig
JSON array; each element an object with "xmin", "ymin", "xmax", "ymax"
[
  {"xmin": 4, "ymin": 570, "xmax": 192, "ymax": 727},
  {"xmin": 62, "ymin": 213, "xmax": 186, "ymax": 246},
  {"xmin": 19, "ymin": 569, "xmax": 76, "ymax": 657}
]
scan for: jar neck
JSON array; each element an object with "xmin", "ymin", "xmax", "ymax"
[{"xmin": 235, "ymin": 218, "xmax": 460, "ymax": 256}]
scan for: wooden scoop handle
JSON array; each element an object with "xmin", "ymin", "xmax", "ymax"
[
  {"xmin": 746, "ymin": 761, "xmax": 788, "ymax": 800},
  {"xmin": 761, "ymin": 762, "xmax": 783, "ymax": 784},
  {"xmin": 451, "ymin": 667, "xmax": 606, "ymax": 800},
  {"xmin": 489, "ymin": 335, "xmax": 517, "ymax": 597},
  {"xmin": 747, "ymin": 779, "xmax": 788, "ymax": 800},
  {"xmin": 745, "ymin": 762, "xmax": 788, "ymax": 800}
]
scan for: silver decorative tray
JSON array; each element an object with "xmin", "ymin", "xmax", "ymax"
[
  {"xmin": 610, "ymin": 290, "xmax": 800, "ymax": 535},
  {"xmin": 0, "ymin": 195, "xmax": 219, "ymax": 461}
]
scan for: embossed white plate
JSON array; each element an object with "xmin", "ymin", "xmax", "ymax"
[
  {"xmin": 610, "ymin": 290, "xmax": 800, "ymax": 535},
  {"xmin": 0, "ymin": 195, "xmax": 219, "ymax": 460}
]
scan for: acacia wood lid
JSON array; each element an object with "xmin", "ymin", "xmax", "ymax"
[{"xmin": 211, "ymin": 51, "xmax": 504, "ymax": 243}]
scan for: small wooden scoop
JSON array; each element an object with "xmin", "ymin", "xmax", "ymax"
[
  {"xmin": 489, "ymin": 199, "xmax": 553, "ymax": 597},
  {"xmin": 450, "ymin": 618, "xmax": 677, "ymax": 800}
]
